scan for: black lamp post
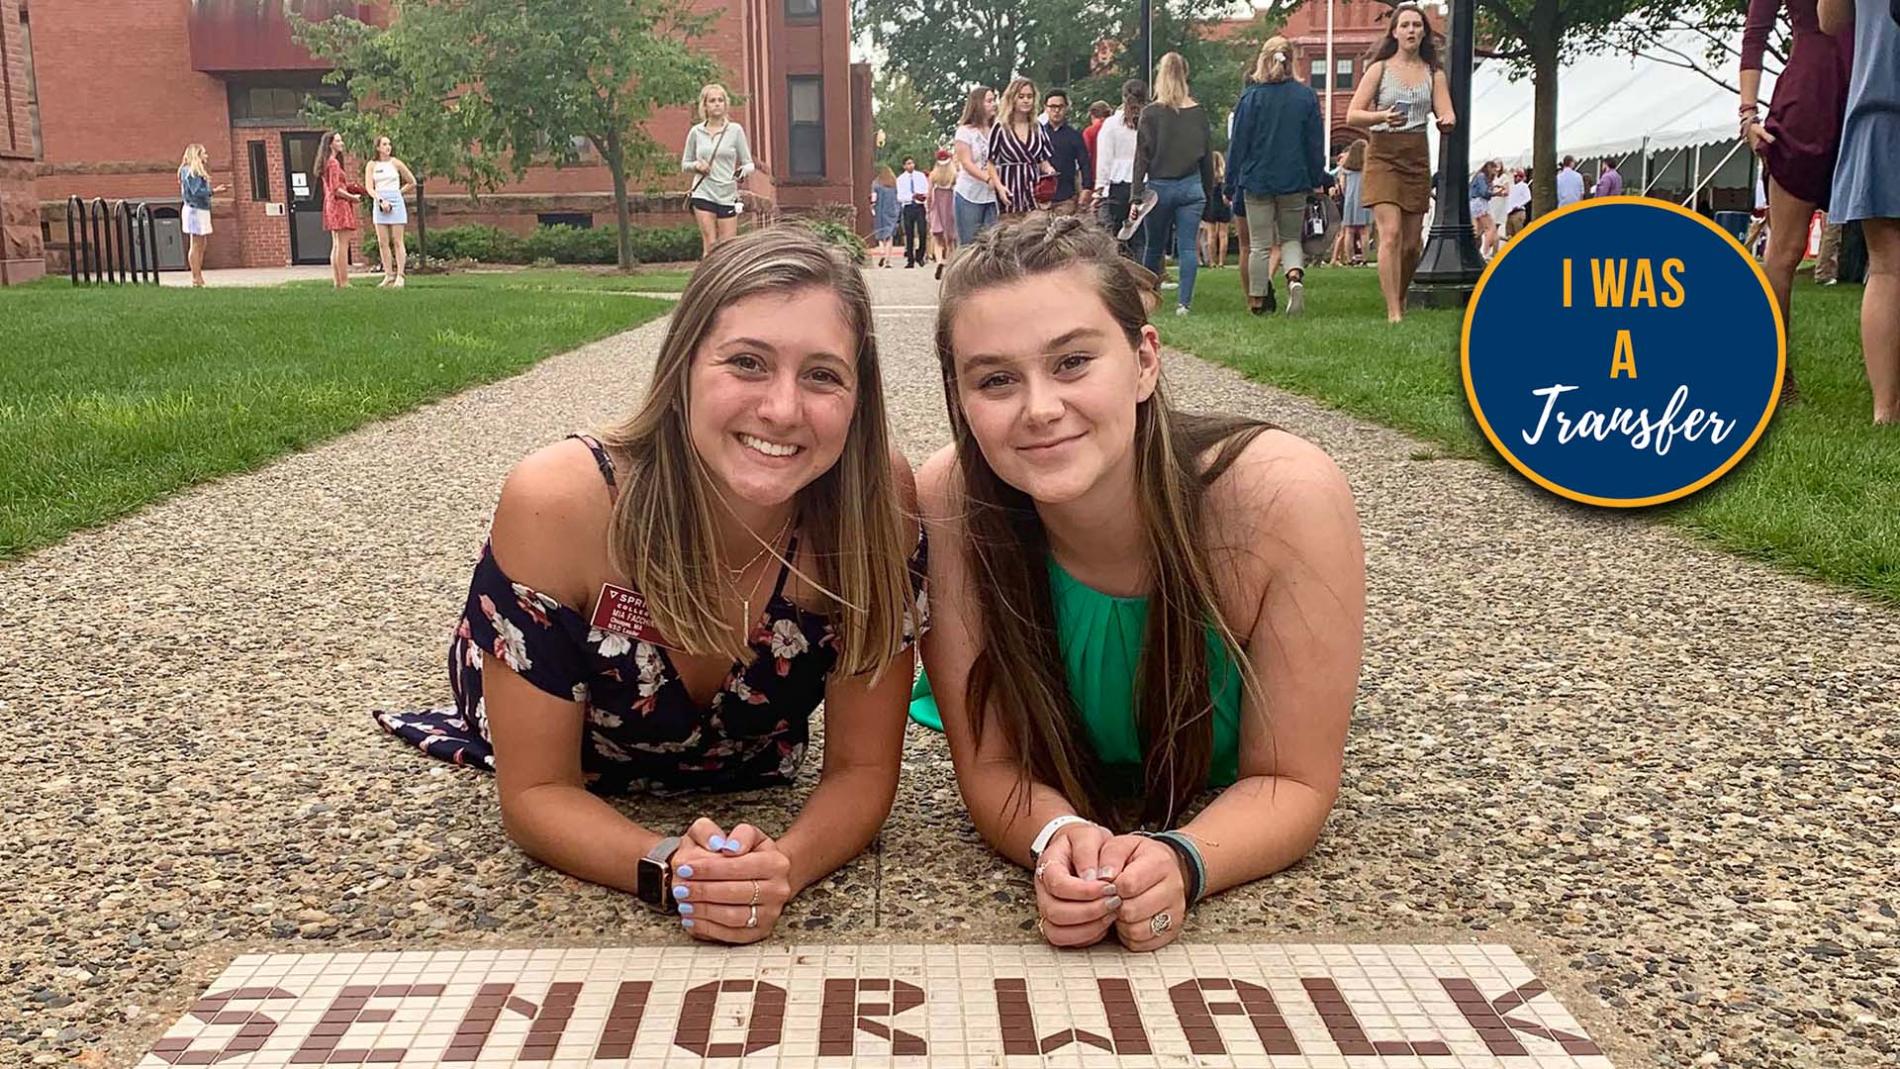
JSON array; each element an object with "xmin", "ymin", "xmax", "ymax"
[
  {"xmin": 1139, "ymin": 0, "xmax": 1154, "ymax": 85},
  {"xmin": 1406, "ymin": 0, "xmax": 1486, "ymax": 309}
]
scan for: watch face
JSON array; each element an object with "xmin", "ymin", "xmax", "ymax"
[{"xmin": 636, "ymin": 857, "xmax": 666, "ymax": 908}]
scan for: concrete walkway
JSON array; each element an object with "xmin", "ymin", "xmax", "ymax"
[
  {"xmin": 156, "ymin": 266, "xmax": 342, "ymax": 287},
  {"xmin": 1, "ymin": 265, "xmax": 1893, "ymax": 1068}
]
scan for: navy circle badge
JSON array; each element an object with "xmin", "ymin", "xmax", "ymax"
[{"xmin": 1461, "ymin": 197, "xmax": 1785, "ymax": 507}]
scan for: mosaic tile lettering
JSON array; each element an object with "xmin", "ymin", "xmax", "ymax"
[{"xmin": 139, "ymin": 944, "xmax": 1612, "ymax": 1068}]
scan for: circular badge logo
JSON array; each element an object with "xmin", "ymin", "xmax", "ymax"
[{"xmin": 1462, "ymin": 197, "xmax": 1784, "ymax": 507}]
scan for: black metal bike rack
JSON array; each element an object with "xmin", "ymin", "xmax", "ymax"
[{"xmin": 66, "ymin": 196, "xmax": 159, "ymax": 286}]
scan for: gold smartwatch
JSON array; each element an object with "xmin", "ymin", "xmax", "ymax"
[{"xmin": 636, "ymin": 836, "xmax": 683, "ymax": 914}]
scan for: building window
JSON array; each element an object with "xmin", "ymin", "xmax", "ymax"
[
  {"xmin": 537, "ymin": 212, "xmax": 593, "ymax": 229},
  {"xmin": 786, "ymin": 0, "xmax": 818, "ymax": 18},
  {"xmin": 247, "ymin": 141, "xmax": 270, "ymax": 200},
  {"xmin": 788, "ymin": 76, "xmax": 824, "ymax": 178},
  {"xmin": 227, "ymin": 77, "xmax": 344, "ymax": 126},
  {"xmin": 1308, "ymin": 59, "xmax": 1327, "ymax": 90},
  {"xmin": 1334, "ymin": 58, "xmax": 1354, "ymax": 90}
]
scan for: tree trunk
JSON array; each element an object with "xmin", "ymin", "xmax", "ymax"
[
  {"xmin": 605, "ymin": 129, "xmax": 634, "ymax": 272},
  {"xmin": 1529, "ymin": 0, "xmax": 1561, "ymax": 217}
]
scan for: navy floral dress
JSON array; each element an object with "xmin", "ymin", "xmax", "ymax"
[{"xmin": 376, "ymin": 436, "xmax": 926, "ymax": 794}]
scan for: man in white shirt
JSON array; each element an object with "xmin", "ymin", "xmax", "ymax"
[
  {"xmin": 1507, "ymin": 169, "xmax": 1531, "ymax": 235},
  {"xmin": 895, "ymin": 156, "xmax": 931, "ymax": 268},
  {"xmin": 1555, "ymin": 156, "xmax": 1584, "ymax": 207}
]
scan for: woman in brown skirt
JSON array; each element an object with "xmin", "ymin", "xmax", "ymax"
[{"xmin": 1347, "ymin": 2, "xmax": 1455, "ymax": 322}]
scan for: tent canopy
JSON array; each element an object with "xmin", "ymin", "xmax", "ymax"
[{"xmin": 1465, "ymin": 30, "xmax": 1774, "ymax": 167}]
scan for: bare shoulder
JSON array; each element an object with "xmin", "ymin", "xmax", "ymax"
[
  {"xmin": 488, "ymin": 438, "xmax": 615, "ymax": 609},
  {"xmin": 914, "ymin": 445, "xmax": 965, "ymax": 531},
  {"xmin": 1205, "ymin": 428, "xmax": 1358, "ymax": 555}
]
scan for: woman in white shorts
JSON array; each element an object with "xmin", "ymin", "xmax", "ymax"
[
  {"xmin": 364, "ymin": 136, "xmax": 418, "ymax": 287},
  {"xmin": 177, "ymin": 144, "xmax": 228, "ymax": 287}
]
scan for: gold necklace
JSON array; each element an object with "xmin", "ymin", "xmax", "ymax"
[{"xmin": 719, "ymin": 515, "xmax": 792, "ymax": 582}]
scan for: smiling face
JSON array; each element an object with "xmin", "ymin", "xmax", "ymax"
[
  {"xmin": 685, "ymin": 286, "xmax": 860, "ymax": 509},
  {"xmin": 949, "ymin": 270, "xmax": 1160, "ymax": 506}
]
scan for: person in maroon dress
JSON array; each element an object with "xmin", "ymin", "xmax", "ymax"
[{"xmin": 1738, "ymin": 0, "xmax": 1854, "ymax": 402}]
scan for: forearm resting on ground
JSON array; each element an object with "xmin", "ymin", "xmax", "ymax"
[
  {"xmin": 958, "ymin": 756, "xmax": 1088, "ymax": 868},
  {"xmin": 1177, "ymin": 774, "xmax": 1335, "ymax": 900},
  {"xmin": 773, "ymin": 764, "xmax": 899, "ymax": 896},
  {"xmin": 500, "ymin": 783, "xmax": 668, "ymax": 895}
]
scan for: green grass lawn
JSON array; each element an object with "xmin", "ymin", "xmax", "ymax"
[
  {"xmin": 1162, "ymin": 264, "xmax": 1900, "ymax": 604},
  {"xmin": 0, "ymin": 282, "xmax": 672, "ymax": 559},
  {"xmin": 339, "ymin": 267, "xmax": 695, "ymax": 293}
]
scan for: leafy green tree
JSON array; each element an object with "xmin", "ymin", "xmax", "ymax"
[
  {"xmin": 299, "ymin": 0, "xmax": 720, "ymax": 270},
  {"xmin": 872, "ymin": 69, "xmax": 943, "ymax": 173}
]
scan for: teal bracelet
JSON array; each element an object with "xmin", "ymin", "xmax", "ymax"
[{"xmin": 1141, "ymin": 830, "xmax": 1207, "ymax": 907}]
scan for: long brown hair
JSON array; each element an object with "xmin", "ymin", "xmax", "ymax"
[
  {"xmin": 1119, "ymin": 79, "xmax": 1147, "ymax": 128},
  {"xmin": 314, "ymin": 132, "xmax": 345, "ymax": 193},
  {"xmin": 936, "ymin": 213, "xmax": 1270, "ymax": 826},
  {"xmin": 598, "ymin": 225, "xmax": 916, "ymax": 678},
  {"xmin": 1369, "ymin": 2, "xmax": 1443, "ymax": 68},
  {"xmin": 958, "ymin": 85, "xmax": 995, "ymax": 129}
]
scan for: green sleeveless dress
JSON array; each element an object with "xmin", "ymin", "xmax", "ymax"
[{"xmin": 908, "ymin": 556, "xmax": 1245, "ymax": 787}]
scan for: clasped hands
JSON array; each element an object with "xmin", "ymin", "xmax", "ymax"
[
  {"xmin": 1033, "ymin": 823, "xmax": 1187, "ymax": 952},
  {"xmin": 666, "ymin": 817, "xmax": 792, "ymax": 945}
]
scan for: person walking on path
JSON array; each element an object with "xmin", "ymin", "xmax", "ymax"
[
  {"xmin": 1041, "ymin": 90, "xmax": 1095, "ymax": 216},
  {"xmin": 1082, "ymin": 100, "xmax": 1112, "ymax": 216},
  {"xmin": 176, "ymin": 144, "xmax": 228, "ymax": 288},
  {"xmin": 373, "ymin": 226, "xmax": 926, "ymax": 945},
  {"xmin": 364, "ymin": 136, "xmax": 418, "ymax": 289},
  {"xmin": 1132, "ymin": 52, "xmax": 1215, "ymax": 316},
  {"xmin": 869, "ymin": 164, "xmax": 901, "ymax": 267},
  {"xmin": 1227, "ymin": 35, "xmax": 1329, "ymax": 316},
  {"xmin": 1094, "ymin": 80, "xmax": 1144, "ymax": 251},
  {"xmin": 1740, "ymin": 0, "xmax": 1853, "ymax": 404},
  {"xmin": 681, "ymin": 84, "xmax": 756, "ymax": 258},
  {"xmin": 1347, "ymin": 1, "xmax": 1455, "ymax": 322},
  {"xmin": 953, "ymin": 86, "xmax": 1005, "ymax": 247},
  {"xmin": 1820, "ymin": 0, "xmax": 1898, "ymax": 423},
  {"xmin": 896, "ymin": 156, "xmax": 931, "ymax": 268},
  {"xmin": 315, "ymin": 132, "xmax": 364, "ymax": 290},
  {"xmin": 1200, "ymin": 152, "xmax": 1234, "ymax": 269},
  {"xmin": 911, "ymin": 214, "xmax": 1363, "ymax": 951},
  {"xmin": 1337, "ymin": 141, "xmax": 1371, "ymax": 264},
  {"xmin": 992, "ymin": 77, "xmax": 1055, "ymax": 215},
  {"xmin": 928, "ymin": 150, "xmax": 958, "ymax": 277}
]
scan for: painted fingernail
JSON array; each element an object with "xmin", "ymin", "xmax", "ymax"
[
  {"xmin": 722, "ymin": 840, "xmax": 743, "ymax": 854},
  {"xmin": 678, "ymin": 903, "xmax": 694, "ymax": 915},
  {"xmin": 1081, "ymin": 868, "xmax": 1098, "ymax": 881},
  {"xmin": 681, "ymin": 918, "xmax": 695, "ymax": 929},
  {"xmin": 673, "ymin": 885, "xmax": 690, "ymax": 900},
  {"xmin": 676, "ymin": 864, "xmax": 694, "ymax": 879},
  {"xmin": 1101, "ymin": 884, "xmax": 1119, "ymax": 898},
  {"xmin": 1099, "ymin": 866, "xmax": 1117, "ymax": 879},
  {"xmin": 709, "ymin": 835, "xmax": 727, "ymax": 850}
]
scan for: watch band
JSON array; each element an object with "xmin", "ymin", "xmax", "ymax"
[
  {"xmin": 637, "ymin": 835, "xmax": 682, "ymax": 914},
  {"xmin": 1029, "ymin": 815, "xmax": 1095, "ymax": 858}
]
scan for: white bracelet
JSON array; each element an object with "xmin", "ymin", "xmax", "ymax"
[{"xmin": 1029, "ymin": 815, "xmax": 1097, "ymax": 858}]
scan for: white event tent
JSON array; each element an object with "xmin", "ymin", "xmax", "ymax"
[{"xmin": 1462, "ymin": 29, "xmax": 1777, "ymax": 203}]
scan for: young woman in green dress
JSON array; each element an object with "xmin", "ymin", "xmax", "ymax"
[{"xmin": 911, "ymin": 213, "xmax": 1364, "ymax": 950}]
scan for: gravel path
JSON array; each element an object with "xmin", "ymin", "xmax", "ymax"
[{"xmin": 2, "ymin": 266, "xmax": 1894, "ymax": 1068}]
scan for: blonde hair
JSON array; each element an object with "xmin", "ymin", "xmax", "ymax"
[
  {"xmin": 180, "ymin": 144, "xmax": 210, "ymax": 180},
  {"xmin": 1153, "ymin": 52, "xmax": 1192, "ymax": 109},
  {"xmin": 697, "ymin": 83, "xmax": 730, "ymax": 121},
  {"xmin": 598, "ymin": 226, "xmax": 916, "ymax": 678},
  {"xmin": 1253, "ymin": 36, "xmax": 1295, "ymax": 84},
  {"xmin": 875, "ymin": 163, "xmax": 897, "ymax": 186},
  {"xmin": 930, "ymin": 159, "xmax": 956, "ymax": 187},
  {"xmin": 1001, "ymin": 76, "xmax": 1039, "ymax": 123},
  {"xmin": 1211, "ymin": 150, "xmax": 1226, "ymax": 184}
]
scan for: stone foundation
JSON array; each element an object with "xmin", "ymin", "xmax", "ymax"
[{"xmin": 1, "ymin": 158, "xmax": 44, "ymax": 284}]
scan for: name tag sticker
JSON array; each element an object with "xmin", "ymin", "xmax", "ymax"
[{"xmin": 590, "ymin": 583, "xmax": 668, "ymax": 645}]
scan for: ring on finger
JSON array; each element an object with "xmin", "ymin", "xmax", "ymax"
[
  {"xmin": 750, "ymin": 880, "xmax": 761, "ymax": 906},
  {"xmin": 1150, "ymin": 911, "xmax": 1174, "ymax": 935},
  {"xmin": 746, "ymin": 904, "xmax": 759, "ymax": 929}
]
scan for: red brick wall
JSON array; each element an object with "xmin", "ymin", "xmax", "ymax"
[
  {"xmin": 26, "ymin": 0, "xmax": 863, "ymax": 269},
  {"xmin": 1, "ymin": 0, "xmax": 43, "ymax": 282}
]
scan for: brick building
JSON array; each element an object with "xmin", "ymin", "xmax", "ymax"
[
  {"xmin": 1212, "ymin": 0, "xmax": 1404, "ymax": 152},
  {"xmin": 15, "ymin": 0, "xmax": 871, "ymax": 273},
  {"xmin": 0, "ymin": 0, "xmax": 42, "ymax": 283}
]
